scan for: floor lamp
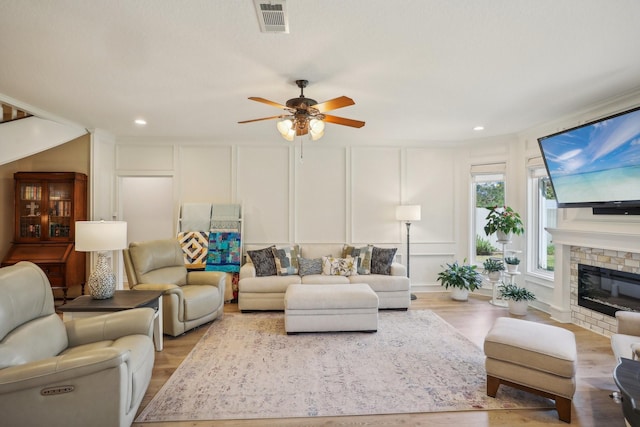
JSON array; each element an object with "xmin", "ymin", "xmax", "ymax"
[{"xmin": 396, "ymin": 205, "xmax": 421, "ymax": 301}]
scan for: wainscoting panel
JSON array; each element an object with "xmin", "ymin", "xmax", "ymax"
[
  {"xmin": 237, "ymin": 145, "xmax": 290, "ymax": 243},
  {"xmin": 406, "ymin": 148, "xmax": 455, "ymax": 243},
  {"xmin": 351, "ymin": 147, "xmax": 401, "ymax": 244},
  {"xmin": 294, "ymin": 145, "xmax": 347, "ymax": 243},
  {"xmin": 409, "ymin": 252, "xmax": 456, "ymax": 289},
  {"xmin": 179, "ymin": 146, "xmax": 232, "ymax": 203},
  {"xmin": 116, "ymin": 144, "xmax": 174, "ymax": 171}
]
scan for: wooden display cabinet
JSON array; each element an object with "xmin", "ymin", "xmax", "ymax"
[{"xmin": 2, "ymin": 172, "xmax": 87, "ymax": 302}]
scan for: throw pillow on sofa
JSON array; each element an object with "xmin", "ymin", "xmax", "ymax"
[
  {"xmin": 370, "ymin": 247, "xmax": 397, "ymax": 275},
  {"xmin": 247, "ymin": 246, "xmax": 277, "ymax": 277},
  {"xmin": 342, "ymin": 244, "xmax": 373, "ymax": 274},
  {"xmin": 298, "ymin": 257, "xmax": 323, "ymax": 276},
  {"xmin": 272, "ymin": 245, "xmax": 300, "ymax": 276},
  {"xmin": 322, "ymin": 256, "xmax": 358, "ymax": 276}
]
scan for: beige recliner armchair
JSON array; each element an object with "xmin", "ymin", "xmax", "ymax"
[
  {"xmin": 124, "ymin": 238, "xmax": 226, "ymax": 337},
  {"xmin": 611, "ymin": 310, "xmax": 640, "ymax": 361},
  {"xmin": 0, "ymin": 261, "xmax": 155, "ymax": 427}
]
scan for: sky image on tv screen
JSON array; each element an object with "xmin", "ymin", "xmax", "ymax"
[{"xmin": 540, "ymin": 108, "xmax": 640, "ymax": 204}]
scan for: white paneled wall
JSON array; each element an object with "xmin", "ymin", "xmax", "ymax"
[
  {"xmin": 294, "ymin": 145, "xmax": 347, "ymax": 243},
  {"xmin": 180, "ymin": 146, "xmax": 233, "ymax": 203},
  {"xmin": 351, "ymin": 147, "xmax": 401, "ymax": 244},
  {"xmin": 237, "ymin": 145, "xmax": 290, "ymax": 244},
  {"xmin": 115, "ymin": 141, "xmax": 464, "ymax": 287}
]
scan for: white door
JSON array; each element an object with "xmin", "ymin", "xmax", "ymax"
[{"xmin": 120, "ymin": 176, "xmax": 174, "ymax": 244}]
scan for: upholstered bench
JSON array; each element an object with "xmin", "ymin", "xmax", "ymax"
[
  {"xmin": 484, "ymin": 317, "xmax": 577, "ymax": 423},
  {"xmin": 284, "ymin": 284, "xmax": 378, "ymax": 334}
]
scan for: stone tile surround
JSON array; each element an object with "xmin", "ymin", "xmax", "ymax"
[{"xmin": 570, "ymin": 246, "xmax": 640, "ymax": 337}]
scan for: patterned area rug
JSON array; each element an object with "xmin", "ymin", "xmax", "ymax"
[{"xmin": 136, "ymin": 310, "xmax": 552, "ymax": 422}]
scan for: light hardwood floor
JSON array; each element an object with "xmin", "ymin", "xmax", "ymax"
[{"xmin": 132, "ymin": 292, "xmax": 625, "ymax": 427}]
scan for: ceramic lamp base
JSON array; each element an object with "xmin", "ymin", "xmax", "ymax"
[{"xmin": 88, "ymin": 252, "xmax": 116, "ymax": 299}]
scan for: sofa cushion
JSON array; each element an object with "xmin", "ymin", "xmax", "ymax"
[
  {"xmin": 298, "ymin": 257, "xmax": 323, "ymax": 276},
  {"xmin": 239, "ymin": 275, "xmax": 301, "ymax": 293},
  {"xmin": 301, "ymin": 274, "xmax": 350, "ymax": 284},
  {"xmin": 247, "ymin": 246, "xmax": 277, "ymax": 277},
  {"xmin": 272, "ymin": 245, "xmax": 300, "ymax": 276},
  {"xmin": 349, "ymin": 274, "xmax": 410, "ymax": 291},
  {"xmin": 371, "ymin": 247, "xmax": 397, "ymax": 275},
  {"xmin": 342, "ymin": 244, "xmax": 373, "ymax": 274},
  {"xmin": 322, "ymin": 256, "xmax": 357, "ymax": 276}
]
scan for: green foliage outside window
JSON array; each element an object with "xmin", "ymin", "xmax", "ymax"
[{"xmin": 476, "ymin": 182, "xmax": 505, "ymax": 208}]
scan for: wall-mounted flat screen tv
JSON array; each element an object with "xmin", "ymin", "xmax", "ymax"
[{"xmin": 537, "ymin": 105, "xmax": 640, "ymax": 214}]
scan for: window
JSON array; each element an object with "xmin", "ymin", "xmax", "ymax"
[
  {"xmin": 529, "ymin": 166, "xmax": 557, "ymax": 276},
  {"xmin": 471, "ymin": 164, "xmax": 505, "ymax": 265}
]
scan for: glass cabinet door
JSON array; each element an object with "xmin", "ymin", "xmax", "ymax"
[
  {"xmin": 48, "ymin": 182, "xmax": 73, "ymax": 238},
  {"xmin": 18, "ymin": 182, "xmax": 43, "ymax": 238}
]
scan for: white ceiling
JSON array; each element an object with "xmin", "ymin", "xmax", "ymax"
[{"xmin": 1, "ymin": 0, "xmax": 640, "ymax": 144}]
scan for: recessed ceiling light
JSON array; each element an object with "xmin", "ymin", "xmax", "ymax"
[
  {"xmin": 134, "ymin": 119, "xmax": 147, "ymax": 126},
  {"xmin": 473, "ymin": 126, "xmax": 485, "ymax": 131}
]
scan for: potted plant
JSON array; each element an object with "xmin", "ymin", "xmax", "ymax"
[
  {"xmin": 498, "ymin": 282, "xmax": 536, "ymax": 315},
  {"xmin": 483, "ymin": 205, "xmax": 525, "ymax": 243},
  {"xmin": 437, "ymin": 259, "xmax": 483, "ymax": 301},
  {"xmin": 483, "ymin": 258, "xmax": 504, "ymax": 281},
  {"xmin": 505, "ymin": 256, "xmax": 520, "ymax": 273}
]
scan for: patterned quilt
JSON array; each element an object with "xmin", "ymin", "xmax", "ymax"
[{"xmin": 205, "ymin": 232, "xmax": 242, "ymax": 273}]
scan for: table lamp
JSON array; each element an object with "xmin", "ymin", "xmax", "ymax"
[
  {"xmin": 75, "ymin": 220, "xmax": 127, "ymax": 299},
  {"xmin": 396, "ymin": 205, "xmax": 421, "ymax": 300}
]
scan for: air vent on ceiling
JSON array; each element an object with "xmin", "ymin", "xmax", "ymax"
[{"xmin": 253, "ymin": 0, "xmax": 289, "ymax": 33}]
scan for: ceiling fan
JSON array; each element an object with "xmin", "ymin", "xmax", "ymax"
[{"xmin": 238, "ymin": 79, "xmax": 365, "ymax": 141}]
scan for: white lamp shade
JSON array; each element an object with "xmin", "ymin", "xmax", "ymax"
[
  {"xmin": 277, "ymin": 119, "xmax": 293, "ymax": 135},
  {"xmin": 396, "ymin": 205, "xmax": 421, "ymax": 222},
  {"xmin": 75, "ymin": 221, "xmax": 127, "ymax": 252}
]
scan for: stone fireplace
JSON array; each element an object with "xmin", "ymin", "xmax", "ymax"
[
  {"xmin": 570, "ymin": 247, "xmax": 640, "ymax": 336},
  {"xmin": 547, "ymin": 228, "xmax": 640, "ymax": 338}
]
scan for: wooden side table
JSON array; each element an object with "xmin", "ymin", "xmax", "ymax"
[{"xmin": 58, "ymin": 290, "xmax": 164, "ymax": 351}]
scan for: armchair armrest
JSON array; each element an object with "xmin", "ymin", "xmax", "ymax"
[
  {"xmin": 131, "ymin": 283, "xmax": 178, "ymax": 292},
  {"xmin": 0, "ymin": 347, "xmax": 129, "ymax": 394},
  {"xmin": 65, "ymin": 308, "xmax": 155, "ymax": 347},
  {"xmin": 616, "ymin": 311, "xmax": 640, "ymax": 336},
  {"xmin": 187, "ymin": 270, "xmax": 226, "ymax": 287}
]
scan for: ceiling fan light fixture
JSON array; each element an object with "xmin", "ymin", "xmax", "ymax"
[
  {"xmin": 309, "ymin": 118, "xmax": 325, "ymax": 133},
  {"xmin": 309, "ymin": 118, "xmax": 325, "ymax": 140},
  {"xmin": 277, "ymin": 119, "xmax": 295, "ymax": 141},
  {"xmin": 310, "ymin": 129, "xmax": 324, "ymax": 141},
  {"xmin": 277, "ymin": 118, "xmax": 293, "ymax": 134}
]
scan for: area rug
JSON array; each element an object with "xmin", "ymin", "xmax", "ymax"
[{"xmin": 136, "ymin": 310, "xmax": 552, "ymax": 422}]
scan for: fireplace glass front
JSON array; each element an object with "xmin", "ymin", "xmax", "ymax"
[{"xmin": 578, "ymin": 264, "xmax": 640, "ymax": 317}]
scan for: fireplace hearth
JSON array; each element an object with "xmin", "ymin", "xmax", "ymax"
[{"xmin": 578, "ymin": 264, "xmax": 640, "ymax": 317}]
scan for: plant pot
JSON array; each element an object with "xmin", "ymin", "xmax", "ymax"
[
  {"xmin": 450, "ymin": 288, "xmax": 469, "ymax": 301},
  {"xmin": 488, "ymin": 271, "xmax": 501, "ymax": 281},
  {"xmin": 496, "ymin": 230, "xmax": 513, "ymax": 243},
  {"xmin": 508, "ymin": 300, "xmax": 529, "ymax": 316},
  {"xmin": 506, "ymin": 263, "xmax": 519, "ymax": 273}
]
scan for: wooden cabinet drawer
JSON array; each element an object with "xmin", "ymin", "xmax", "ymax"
[{"xmin": 38, "ymin": 264, "xmax": 63, "ymax": 278}]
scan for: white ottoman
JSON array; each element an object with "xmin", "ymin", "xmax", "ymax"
[{"xmin": 284, "ymin": 284, "xmax": 379, "ymax": 334}]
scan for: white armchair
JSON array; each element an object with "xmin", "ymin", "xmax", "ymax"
[{"xmin": 0, "ymin": 261, "xmax": 155, "ymax": 427}]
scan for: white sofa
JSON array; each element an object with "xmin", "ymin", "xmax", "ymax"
[{"xmin": 238, "ymin": 244, "xmax": 411, "ymax": 311}]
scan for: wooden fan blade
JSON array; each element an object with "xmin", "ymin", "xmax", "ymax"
[
  {"xmin": 248, "ymin": 97, "xmax": 288, "ymax": 110},
  {"xmin": 323, "ymin": 114, "xmax": 365, "ymax": 128},
  {"xmin": 238, "ymin": 115, "xmax": 287, "ymax": 124},
  {"xmin": 312, "ymin": 96, "xmax": 355, "ymax": 113}
]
